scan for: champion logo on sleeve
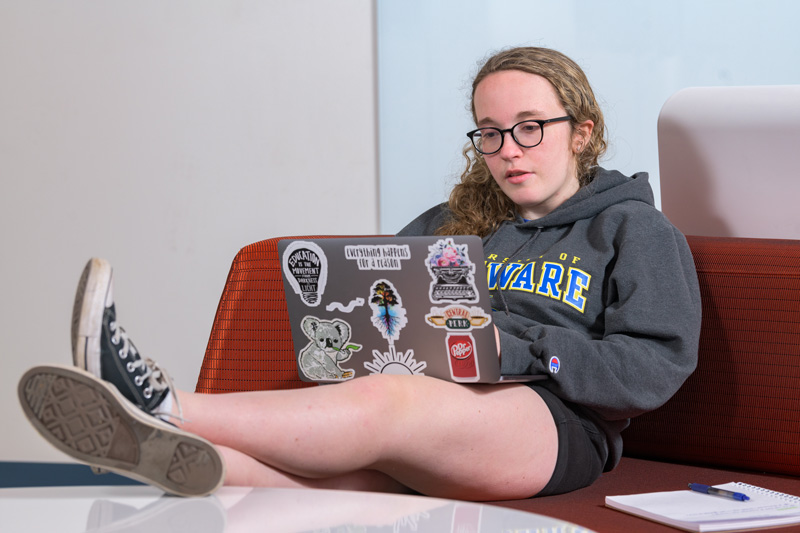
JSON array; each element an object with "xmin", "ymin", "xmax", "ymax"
[{"xmin": 549, "ymin": 356, "xmax": 561, "ymax": 374}]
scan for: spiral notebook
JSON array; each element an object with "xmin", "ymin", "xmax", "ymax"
[{"xmin": 605, "ymin": 482, "xmax": 800, "ymax": 532}]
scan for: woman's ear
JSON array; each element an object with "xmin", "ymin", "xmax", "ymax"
[{"xmin": 573, "ymin": 119, "xmax": 594, "ymax": 153}]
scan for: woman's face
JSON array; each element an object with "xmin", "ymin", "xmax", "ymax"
[{"xmin": 473, "ymin": 70, "xmax": 592, "ymax": 220}]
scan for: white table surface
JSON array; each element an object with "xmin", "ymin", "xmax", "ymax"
[{"xmin": 0, "ymin": 485, "xmax": 595, "ymax": 532}]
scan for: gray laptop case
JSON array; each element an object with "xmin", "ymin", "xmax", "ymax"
[{"xmin": 278, "ymin": 236, "xmax": 542, "ymax": 384}]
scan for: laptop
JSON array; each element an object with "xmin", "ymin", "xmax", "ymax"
[{"xmin": 278, "ymin": 236, "xmax": 544, "ymax": 384}]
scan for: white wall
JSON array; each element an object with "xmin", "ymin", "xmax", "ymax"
[
  {"xmin": 1, "ymin": 1, "xmax": 378, "ymax": 462},
  {"xmin": 377, "ymin": 0, "xmax": 800, "ymax": 233},
  {"xmin": 8, "ymin": 0, "xmax": 800, "ymax": 464}
]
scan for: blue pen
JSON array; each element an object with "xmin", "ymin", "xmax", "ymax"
[{"xmin": 688, "ymin": 483, "xmax": 750, "ymax": 501}]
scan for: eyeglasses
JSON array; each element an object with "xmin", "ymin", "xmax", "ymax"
[{"xmin": 466, "ymin": 116, "xmax": 572, "ymax": 155}]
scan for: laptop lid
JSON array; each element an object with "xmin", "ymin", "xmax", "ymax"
[{"xmin": 278, "ymin": 236, "xmax": 541, "ymax": 384}]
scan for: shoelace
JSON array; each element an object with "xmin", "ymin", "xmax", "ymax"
[{"xmin": 109, "ymin": 320, "xmax": 185, "ymax": 423}]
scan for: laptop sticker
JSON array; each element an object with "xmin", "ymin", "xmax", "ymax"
[
  {"xmin": 298, "ymin": 316, "xmax": 361, "ymax": 381},
  {"xmin": 344, "ymin": 244, "xmax": 411, "ymax": 270},
  {"xmin": 426, "ymin": 238, "xmax": 479, "ymax": 303},
  {"xmin": 369, "ymin": 279, "xmax": 408, "ymax": 343},
  {"xmin": 364, "ymin": 345, "xmax": 427, "ymax": 376},
  {"xmin": 446, "ymin": 332, "xmax": 480, "ymax": 382},
  {"xmin": 326, "ymin": 297, "xmax": 365, "ymax": 313},
  {"xmin": 423, "ymin": 305, "xmax": 488, "ymax": 382},
  {"xmin": 425, "ymin": 305, "xmax": 492, "ymax": 331},
  {"xmin": 282, "ymin": 241, "xmax": 328, "ymax": 307}
]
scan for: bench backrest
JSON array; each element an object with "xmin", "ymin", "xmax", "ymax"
[
  {"xmin": 623, "ymin": 235, "xmax": 800, "ymax": 476},
  {"xmin": 196, "ymin": 235, "xmax": 373, "ymax": 393}
]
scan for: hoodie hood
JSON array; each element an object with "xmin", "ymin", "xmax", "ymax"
[{"xmin": 516, "ymin": 167, "xmax": 655, "ymax": 228}]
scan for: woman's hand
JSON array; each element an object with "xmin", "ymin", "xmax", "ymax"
[{"xmin": 494, "ymin": 325, "xmax": 502, "ymax": 362}]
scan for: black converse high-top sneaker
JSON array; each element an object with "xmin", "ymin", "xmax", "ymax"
[
  {"xmin": 72, "ymin": 258, "xmax": 171, "ymax": 417},
  {"xmin": 18, "ymin": 365, "xmax": 225, "ymax": 497},
  {"xmin": 18, "ymin": 258, "xmax": 225, "ymax": 497}
]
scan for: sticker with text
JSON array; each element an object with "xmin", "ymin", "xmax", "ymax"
[
  {"xmin": 446, "ymin": 332, "xmax": 480, "ymax": 382},
  {"xmin": 426, "ymin": 238, "xmax": 479, "ymax": 303},
  {"xmin": 425, "ymin": 304, "xmax": 492, "ymax": 331},
  {"xmin": 282, "ymin": 241, "xmax": 328, "ymax": 307},
  {"xmin": 345, "ymin": 244, "xmax": 411, "ymax": 270},
  {"xmin": 298, "ymin": 316, "xmax": 361, "ymax": 381}
]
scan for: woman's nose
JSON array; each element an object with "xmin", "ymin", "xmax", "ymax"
[{"xmin": 498, "ymin": 131, "xmax": 523, "ymax": 158}]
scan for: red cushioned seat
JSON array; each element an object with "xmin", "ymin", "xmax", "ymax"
[{"xmin": 196, "ymin": 235, "xmax": 379, "ymax": 393}]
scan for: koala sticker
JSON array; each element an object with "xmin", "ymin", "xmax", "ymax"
[{"xmin": 298, "ymin": 316, "xmax": 361, "ymax": 381}]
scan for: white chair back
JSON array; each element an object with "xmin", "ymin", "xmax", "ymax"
[{"xmin": 658, "ymin": 85, "xmax": 800, "ymax": 239}]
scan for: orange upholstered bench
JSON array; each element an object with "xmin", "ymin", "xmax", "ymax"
[{"xmin": 196, "ymin": 235, "xmax": 800, "ymax": 532}]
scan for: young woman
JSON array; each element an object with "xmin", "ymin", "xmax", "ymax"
[{"xmin": 19, "ymin": 47, "xmax": 701, "ymax": 501}]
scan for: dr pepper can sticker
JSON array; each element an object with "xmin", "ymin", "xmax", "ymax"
[{"xmin": 446, "ymin": 333, "xmax": 480, "ymax": 382}]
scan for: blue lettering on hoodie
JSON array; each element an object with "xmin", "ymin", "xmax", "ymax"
[{"xmin": 486, "ymin": 259, "xmax": 592, "ymax": 313}]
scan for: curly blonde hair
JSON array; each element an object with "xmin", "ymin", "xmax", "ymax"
[{"xmin": 437, "ymin": 47, "xmax": 607, "ymax": 237}]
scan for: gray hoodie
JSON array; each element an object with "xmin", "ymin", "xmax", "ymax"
[{"xmin": 398, "ymin": 167, "xmax": 701, "ymax": 470}]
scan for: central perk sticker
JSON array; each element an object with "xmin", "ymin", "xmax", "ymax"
[
  {"xmin": 425, "ymin": 304, "xmax": 492, "ymax": 331},
  {"xmin": 425, "ymin": 238, "xmax": 479, "ymax": 303}
]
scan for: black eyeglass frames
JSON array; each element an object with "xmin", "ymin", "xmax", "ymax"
[{"xmin": 466, "ymin": 115, "xmax": 572, "ymax": 155}]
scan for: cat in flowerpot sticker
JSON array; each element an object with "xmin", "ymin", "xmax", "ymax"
[{"xmin": 426, "ymin": 238, "xmax": 478, "ymax": 303}]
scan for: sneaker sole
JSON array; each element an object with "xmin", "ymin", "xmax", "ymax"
[
  {"xmin": 71, "ymin": 258, "xmax": 112, "ymax": 375},
  {"xmin": 18, "ymin": 365, "xmax": 225, "ymax": 497}
]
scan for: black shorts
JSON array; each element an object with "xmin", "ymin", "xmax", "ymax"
[{"xmin": 529, "ymin": 384, "xmax": 608, "ymax": 497}]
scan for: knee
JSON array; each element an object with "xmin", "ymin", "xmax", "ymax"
[{"xmin": 342, "ymin": 374, "xmax": 415, "ymax": 422}]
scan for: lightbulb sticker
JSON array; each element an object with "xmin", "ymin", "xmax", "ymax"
[
  {"xmin": 368, "ymin": 279, "xmax": 408, "ymax": 343},
  {"xmin": 282, "ymin": 241, "xmax": 328, "ymax": 307}
]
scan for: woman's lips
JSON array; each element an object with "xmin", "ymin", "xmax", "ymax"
[{"xmin": 506, "ymin": 169, "xmax": 531, "ymax": 185}]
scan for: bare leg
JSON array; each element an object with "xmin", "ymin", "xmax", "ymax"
[
  {"xmin": 58, "ymin": 257, "xmax": 555, "ymax": 500},
  {"xmin": 177, "ymin": 373, "xmax": 557, "ymax": 501},
  {"xmin": 218, "ymin": 445, "xmax": 410, "ymax": 493}
]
